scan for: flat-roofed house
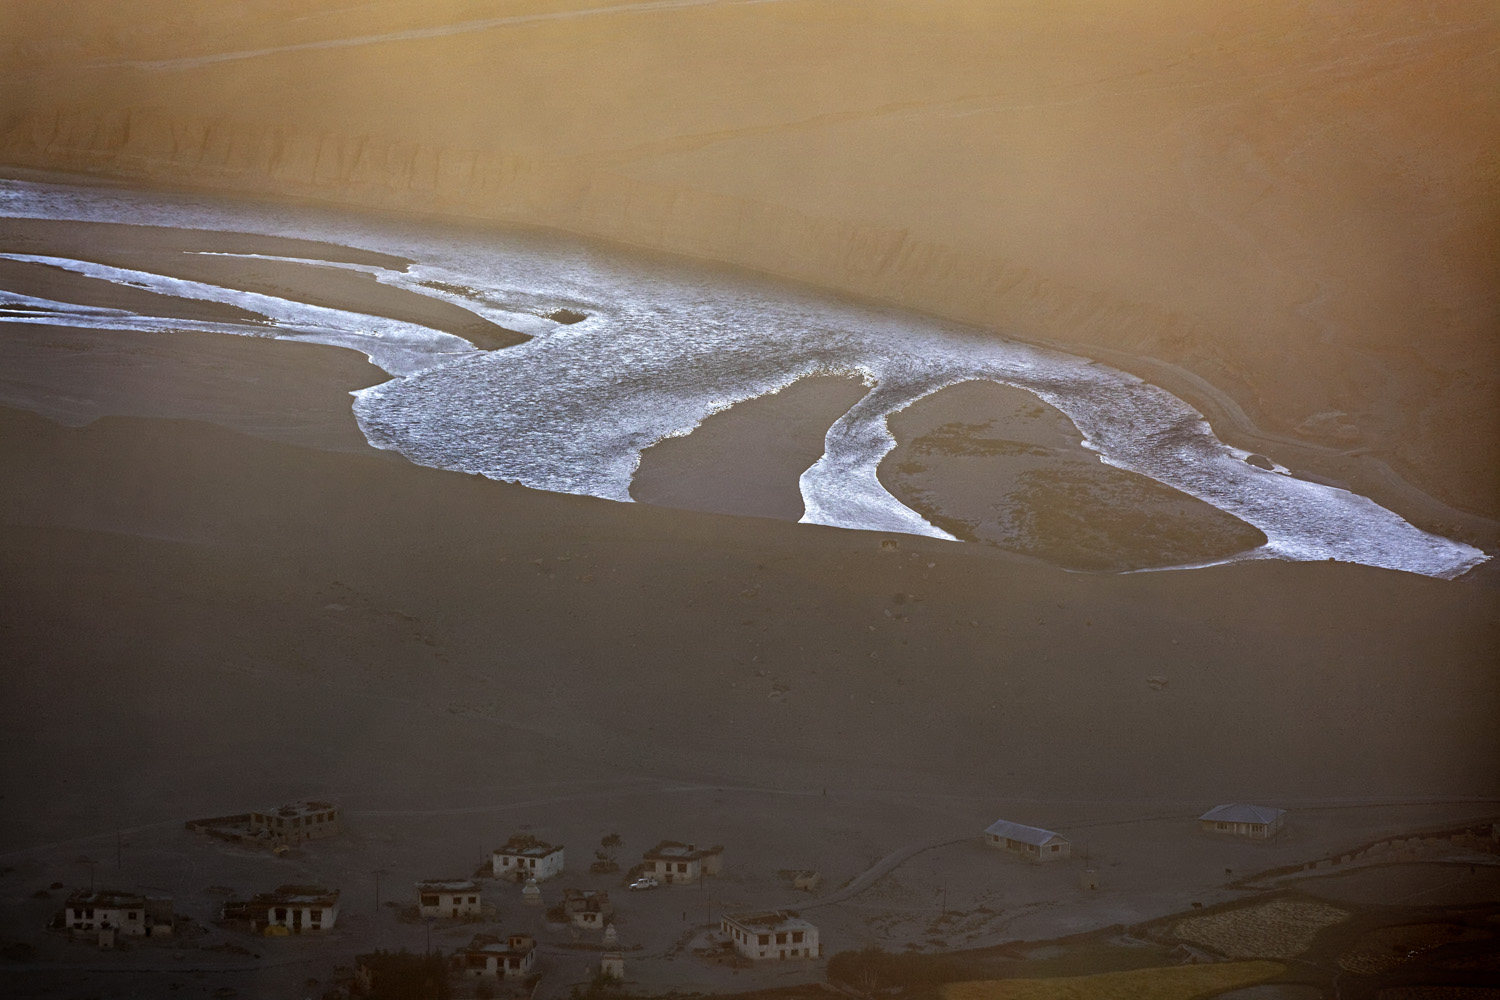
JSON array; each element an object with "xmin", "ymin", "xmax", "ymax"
[
  {"xmin": 642, "ymin": 841, "xmax": 723, "ymax": 885},
  {"xmin": 223, "ymin": 884, "xmax": 339, "ymax": 934},
  {"xmin": 562, "ymin": 888, "xmax": 612, "ymax": 929},
  {"xmin": 455, "ymin": 933, "xmax": 537, "ymax": 979},
  {"xmin": 721, "ymin": 911, "xmax": 819, "ymax": 960},
  {"xmin": 492, "ymin": 834, "xmax": 565, "ymax": 882},
  {"xmin": 417, "ymin": 879, "xmax": 482, "ymax": 919},
  {"xmin": 983, "ymin": 819, "xmax": 1071, "ymax": 862},
  {"xmin": 64, "ymin": 890, "xmax": 173, "ymax": 938},
  {"xmin": 1199, "ymin": 803, "xmax": 1286, "ymax": 839},
  {"xmin": 247, "ymin": 800, "xmax": 342, "ymax": 844}
]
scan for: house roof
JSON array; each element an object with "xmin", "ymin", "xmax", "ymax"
[
  {"xmin": 417, "ymin": 879, "xmax": 479, "ymax": 893},
  {"xmin": 644, "ymin": 840, "xmax": 723, "ymax": 861},
  {"xmin": 722, "ymin": 909, "xmax": 814, "ymax": 931},
  {"xmin": 463, "ymin": 932, "xmax": 535, "ymax": 957},
  {"xmin": 66, "ymin": 889, "xmax": 147, "ymax": 908},
  {"xmin": 984, "ymin": 819, "xmax": 1068, "ymax": 846},
  {"xmin": 1199, "ymin": 803, "xmax": 1286, "ymax": 824},
  {"xmin": 494, "ymin": 835, "xmax": 562, "ymax": 857},
  {"xmin": 252, "ymin": 884, "xmax": 340, "ymax": 906},
  {"xmin": 263, "ymin": 800, "xmax": 338, "ymax": 818}
]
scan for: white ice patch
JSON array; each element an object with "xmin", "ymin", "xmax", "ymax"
[
  {"xmin": 0, "ymin": 177, "xmax": 1487, "ymax": 579},
  {"xmin": 0, "ymin": 253, "xmax": 477, "ymax": 376}
]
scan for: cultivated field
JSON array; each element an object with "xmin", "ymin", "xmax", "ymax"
[
  {"xmin": 1172, "ymin": 898, "xmax": 1348, "ymax": 960},
  {"xmin": 941, "ymin": 960, "xmax": 1285, "ymax": 1000}
]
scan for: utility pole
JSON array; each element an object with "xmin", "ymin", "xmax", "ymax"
[{"xmin": 373, "ymin": 868, "xmax": 389, "ymax": 912}]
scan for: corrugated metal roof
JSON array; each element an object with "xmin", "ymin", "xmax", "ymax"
[
  {"xmin": 984, "ymin": 819, "xmax": 1067, "ymax": 846},
  {"xmin": 1199, "ymin": 803, "xmax": 1285, "ymax": 824}
]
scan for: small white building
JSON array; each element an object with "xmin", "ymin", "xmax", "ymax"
[
  {"xmin": 984, "ymin": 819, "xmax": 1071, "ymax": 862},
  {"xmin": 64, "ymin": 890, "xmax": 173, "ymax": 938},
  {"xmin": 455, "ymin": 933, "xmax": 537, "ymax": 979},
  {"xmin": 417, "ymin": 879, "xmax": 482, "ymax": 920},
  {"xmin": 492, "ymin": 834, "xmax": 565, "ymax": 882},
  {"xmin": 721, "ymin": 911, "xmax": 819, "ymax": 960},
  {"xmin": 224, "ymin": 884, "xmax": 339, "ymax": 934},
  {"xmin": 641, "ymin": 841, "xmax": 723, "ymax": 885},
  {"xmin": 247, "ymin": 800, "xmax": 342, "ymax": 844},
  {"xmin": 1199, "ymin": 803, "xmax": 1286, "ymax": 839}
]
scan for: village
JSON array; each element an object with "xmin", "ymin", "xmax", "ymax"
[{"xmin": 3, "ymin": 789, "xmax": 1496, "ymax": 999}]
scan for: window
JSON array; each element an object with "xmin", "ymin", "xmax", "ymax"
[
  {"xmin": 469, "ymin": 896, "xmax": 478, "ymax": 904},
  {"xmin": 792, "ymin": 931, "xmax": 804, "ymax": 943},
  {"xmin": 310, "ymin": 909, "xmax": 322, "ymax": 922},
  {"xmin": 677, "ymin": 863, "xmax": 687, "ymax": 873},
  {"xmin": 1050, "ymin": 845, "xmax": 1060, "ymax": 852},
  {"xmin": 422, "ymin": 895, "xmax": 439, "ymax": 906},
  {"xmin": 776, "ymin": 932, "xmax": 787, "ymax": 944},
  {"xmin": 1217, "ymin": 822, "xmax": 1228, "ymax": 830},
  {"xmin": 758, "ymin": 934, "xmax": 769, "ymax": 946},
  {"xmin": 128, "ymin": 911, "xmax": 139, "ymax": 919}
]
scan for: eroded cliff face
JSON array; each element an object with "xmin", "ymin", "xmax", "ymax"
[{"xmin": 2, "ymin": 0, "xmax": 1496, "ymax": 517}]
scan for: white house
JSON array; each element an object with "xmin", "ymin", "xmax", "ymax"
[
  {"xmin": 455, "ymin": 933, "xmax": 537, "ymax": 979},
  {"xmin": 721, "ymin": 911, "xmax": 819, "ymax": 960},
  {"xmin": 1199, "ymin": 803, "xmax": 1286, "ymax": 839},
  {"xmin": 224, "ymin": 884, "xmax": 339, "ymax": 934},
  {"xmin": 642, "ymin": 841, "xmax": 723, "ymax": 885},
  {"xmin": 64, "ymin": 890, "xmax": 172, "ymax": 938},
  {"xmin": 492, "ymin": 834, "xmax": 565, "ymax": 882},
  {"xmin": 417, "ymin": 879, "xmax": 482, "ymax": 920},
  {"xmin": 984, "ymin": 819, "xmax": 1071, "ymax": 862}
]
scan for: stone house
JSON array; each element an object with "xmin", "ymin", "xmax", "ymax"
[
  {"xmin": 248, "ymin": 800, "xmax": 342, "ymax": 844},
  {"xmin": 416, "ymin": 879, "xmax": 482, "ymax": 919},
  {"xmin": 63, "ymin": 890, "xmax": 173, "ymax": 938},
  {"xmin": 720, "ymin": 910, "xmax": 819, "ymax": 960},
  {"xmin": 641, "ymin": 841, "xmax": 723, "ymax": 885},
  {"xmin": 562, "ymin": 887, "xmax": 612, "ymax": 930},
  {"xmin": 222, "ymin": 884, "xmax": 339, "ymax": 934},
  {"xmin": 455, "ymin": 932, "xmax": 537, "ymax": 979},
  {"xmin": 493, "ymin": 834, "xmax": 565, "ymax": 882}
]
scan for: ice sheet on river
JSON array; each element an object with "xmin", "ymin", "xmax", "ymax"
[{"xmin": 0, "ymin": 178, "xmax": 1486, "ymax": 579}]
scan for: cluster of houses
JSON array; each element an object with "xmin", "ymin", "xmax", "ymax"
[
  {"xmin": 985, "ymin": 803, "xmax": 1289, "ymax": 864},
  {"xmin": 61, "ymin": 794, "xmax": 1293, "ymax": 989}
]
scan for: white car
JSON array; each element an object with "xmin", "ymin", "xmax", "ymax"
[{"xmin": 628, "ymin": 876, "xmax": 659, "ymax": 891}]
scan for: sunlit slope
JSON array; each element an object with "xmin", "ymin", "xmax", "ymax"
[{"xmin": 2, "ymin": 0, "xmax": 1496, "ymax": 515}]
